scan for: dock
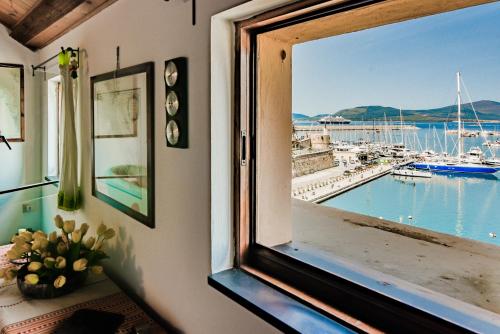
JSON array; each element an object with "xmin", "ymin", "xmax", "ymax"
[
  {"xmin": 294, "ymin": 124, "xmax": 418, "ymax": 132},
  {"xmin": 292, "ymin": 161, "xmax": 412, "ymax": 203}
]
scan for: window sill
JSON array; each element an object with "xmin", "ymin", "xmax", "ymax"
[{"xmin": 208, "ymin": 268, "xmax": 356, "ymax": 334}]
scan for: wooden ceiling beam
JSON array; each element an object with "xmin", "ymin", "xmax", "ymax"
[{"xmin": 9, "ymin": 0, "xmax": 86, "ymax": 45}]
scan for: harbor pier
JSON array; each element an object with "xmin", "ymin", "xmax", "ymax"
[
  {"xmin": 294, "ymin": 124, "xmax": 418, "ymax": 132},
  {"xmin": 292, "ymin": 161, "xmax": 406, "ymax": 203}
]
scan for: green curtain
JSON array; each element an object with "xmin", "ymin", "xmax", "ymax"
[{"xmin": 58, "ymin": 62, "xmax": 81, "ymax": 210}]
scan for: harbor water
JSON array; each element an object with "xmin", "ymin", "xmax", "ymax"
[{"xmin": 316, "ymin": 122, "xmax": 499, "ymax": 246}]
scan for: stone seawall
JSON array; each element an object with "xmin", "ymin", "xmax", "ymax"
[{"xmin": 292, "ymin": 150, "xmax": 335, "ymax": 177}]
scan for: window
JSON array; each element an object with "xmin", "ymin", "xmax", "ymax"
[
  {"xmin": 235, "ymin": 0, "xmax": 500, "ymax": 332},
  {"xmin": 47, "ymin": 76, "xmax": 62, "ymax": 177},
  {"xmin": 0, "ymin": 63, "xmax": 24, "ymax": 142}
]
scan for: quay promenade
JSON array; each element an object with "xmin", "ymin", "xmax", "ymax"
[
  {"xmin": 292, "ymin": 162, "xmax": 398, "ymax": 203},
  {"xmin": 294, "ymin": 124, "xmax": 418, "ymax": 132}
]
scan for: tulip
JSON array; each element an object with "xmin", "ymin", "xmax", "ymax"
[
  {"xmin": 49, "ymin": 231, "xmax": 58, "ymax": 243},
  {"xmin": 19, "ymin": 231, "xmax": 33, "ymax": 242},
  {"xmin": 3, "ymin": 268, "xmax": 18, "ymax": 281},
  {"xmin": 55, "ymin": 256, "xmax": 66, "ymax": 269},
  {"xmin": 54, "ymin": 215, "xmax": 64, "ymax": 229},
  {"xmin": 6, "ymin": 248, "xmax": 21, "ymax": 260},
  {"xmin": 73, "ymin": 258, "xmax": 88, "ymax": 272},
  {"xmin": 28, "ymin": 262, "xmax": 42, "ymax": 272},
  {"xmin": 83, "ymin": 237, "xmax": 95, "ymax": 249},
  {"xmin": 56, "ymin": 242, "xmax": 67, "ymax": 255},
  {"xmin": 44, "ymin": 257, "xmax": 56, "ymax": 268},
  {"xmin": 18, "ymin": 242, "xmax": 32, "ymax": 253},
  {"xmin": 33, "ymin": 231, "xmax": 47, "ymax": 240},
  {"xmin": 80, "ymin": 223, "xmax": 89, "ymax": 236},
  {"xmin": 12, "ymin": 235, "xmax": 25, "ymax": 245},
  {"xmin": 31, "ymin": 240, "xmax": 40, "ymax": 251},
  {"xmin": 102, "ymin": 228, "xmax": 115, "ymax": 240},
  {"xmin": 71, "ymin": 229, "xmax": 82, "ymax": 243},
  {"xmin": 53, "ymin": 275, "xmax": 66, "ymax": 288},
  {"xmin": 91, "ymin": 266, "xmax": 103, "ymax": 275},
  {"xmin": 32, "ymin": 238, "xmax": 48, "ymax": 251},
  {"xmin": 12, "ymin": 236, "xmax": 28, "ymax": 249},
  {"xmin": 63, "ymin": 220, "xmax": 75, "ymax": 234},
  {"xmin": 97, "ymin": 223, "xmax": 107, "ymax": 236},
  {"xmin": 61, "ymin": 233, "xmax": 69, "ymax": 244},
  {"xmin": 93, "ymin": 239, "xmax": 104, "ymax": 250},
  {"xmin": 24, "ymin": 274, "xmax": 39, "ymax": 285}
]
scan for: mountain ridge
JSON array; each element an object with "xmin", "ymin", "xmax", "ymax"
[{"xmin": 293, "ymin": 100, "xmax": 500, "ymax": 122}]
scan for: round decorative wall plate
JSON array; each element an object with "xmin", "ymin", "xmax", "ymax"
[
  {"xmin": 165, "ymin": 90, "xmax": 179, "ymax": 116},
  {"xmin": 164, "ymin": 61, "xmax": 178, "ymax": 87},
  {"xmin": 166, "ymin": 120, "xmax": 180, "ymax": 145}
]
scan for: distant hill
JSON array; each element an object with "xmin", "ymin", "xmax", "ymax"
[
  {"xmin": 293, "ymin": 100, "xmax": 500, "ymax": 122},
  {"xmin": 292, "ymin": 113, "xmax": 310, "ymax": 120}
]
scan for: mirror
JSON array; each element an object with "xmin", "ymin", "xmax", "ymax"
[
  {"xmin": 91, "ymin": 62, "xmax": 155, "ymax": 228},
  {"xmin": 0, "ymin": 63, "xmax": 24, "ymax": 141}
]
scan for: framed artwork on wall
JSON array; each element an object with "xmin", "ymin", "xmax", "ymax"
[
  {"xmin": 0, "ymin": 63, "xmax": 24, "ymax": 142},
  {"xmin": 91, "ymin": 62, "xmax": 155, "ymax": 228},
  {"xmin": 94, "ymin": 88, "xmax": 139, "ymax": 138}
]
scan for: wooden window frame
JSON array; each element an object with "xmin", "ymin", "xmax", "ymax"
[
  {"xmin": 0, "ymin": 63, "xmax": 25, "ymax": 142},
  {"xmin": 234, "ymin": 0, "xmax": 496, "ymax": 332}
]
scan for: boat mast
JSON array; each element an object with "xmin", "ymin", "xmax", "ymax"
[
  {"xmin": 444, "ymin": 122, "xmax": 448, "ymax": 155},
  {"xmin": 457, "ymin": 71, "xmax": 463, "ymax": 158},
  {"xmin": 399, "ymin": 107, "xmax": 404, "ymax": 145}
]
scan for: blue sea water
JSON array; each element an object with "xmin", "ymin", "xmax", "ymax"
[
  {"xmin": 316, "ymin": 122, "xmax": 500, "ymax": 246},
  {"xmin": 321, "ymin": 173, "xmax": 499, "ymax": 246}
]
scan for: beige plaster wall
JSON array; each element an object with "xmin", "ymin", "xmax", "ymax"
[{"xmin": 35, "ymin": 0, "xmax": 281, "ymax": 333}]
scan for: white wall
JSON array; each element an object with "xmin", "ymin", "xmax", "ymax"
[
  {"xmin": 36, "ymin": 0, "xmax": 279, "ymax": 333},
  {"xmin": 0, "ymin": 25, "xmax": 42, "ymax": 243}
]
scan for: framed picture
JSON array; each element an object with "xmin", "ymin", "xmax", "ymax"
[
  {"xmin": 91, "ymin": 62, "xmax": 155, "ymax": 228},
  {"xmin": 94, "ymin": 88, "xmax": 139, "ymax": 138},
  {"xmin": 0, "ymin": 63, "xmax": 24, "ymax": 141}
]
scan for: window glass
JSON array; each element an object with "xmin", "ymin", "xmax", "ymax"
[{"xmin": 256, "ymin": 1, "xmax": 500, "ymax": 317}]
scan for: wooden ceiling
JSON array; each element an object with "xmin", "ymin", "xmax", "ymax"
[{"xmin": 0, "ymin": 0, "xmax": 118, "ymax": 50}]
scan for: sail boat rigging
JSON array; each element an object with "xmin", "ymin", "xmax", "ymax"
[{"xmin": 413, "ymin": 72, "xmax": 500, "ymax": 174}]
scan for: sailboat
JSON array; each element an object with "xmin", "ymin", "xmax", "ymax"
[{"xmin": 413, "ymin": 72, "xmax": 500, "ymax": 174}]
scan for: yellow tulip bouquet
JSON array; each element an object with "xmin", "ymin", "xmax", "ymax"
[{"xmin": 0, "ymin": 215, "xmax": 115, "ymax": 298}]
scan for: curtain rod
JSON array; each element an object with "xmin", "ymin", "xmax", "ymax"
[{"xmin": 31, "ymin": 47, "xmax": 79, "ymax": 77}]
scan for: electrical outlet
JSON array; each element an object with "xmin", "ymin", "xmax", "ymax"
[{"xmin": 22, "ymin": 203, "xmax": 33, "ymax": 213}]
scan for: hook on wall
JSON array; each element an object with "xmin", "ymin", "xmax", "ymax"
[{"xmin": 116, "ymin": 46, "xmax": 120, "ymax": 73}]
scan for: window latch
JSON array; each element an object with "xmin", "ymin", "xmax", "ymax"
[{"xmin": 241, "ymin": 130, "xmax": 247, "ymax": 166}]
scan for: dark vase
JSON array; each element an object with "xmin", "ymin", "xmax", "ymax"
[{"xmin": 17, "ymin": 265, "xmax": 88, "ymax": 299}]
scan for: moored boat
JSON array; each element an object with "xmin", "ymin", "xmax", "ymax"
[
  {"xmin": 392, "ymin": 166, "xmax": 432, "ymax": 178},
  {"xmin": 318, "ymin": 115, "xmax": 351, "ymax": 124},
  {"xmin": 413, "ymin": 72, "xmax": 500, "ymax": 175}
]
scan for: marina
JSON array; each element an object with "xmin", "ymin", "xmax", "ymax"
[
  {"xmin": 294, "ymin": 124, "xmax": 417, "ymax": 132},
  {"xmin": 292, "ymin": 74, "xmax": 499, "ymax": 245}
]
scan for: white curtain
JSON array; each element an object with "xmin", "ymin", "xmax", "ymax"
[{"xmin": 57, "ymin": 63, "xmax": 80, "ymax": 210}]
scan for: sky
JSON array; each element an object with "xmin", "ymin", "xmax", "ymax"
[{"xmin": 292, "ymin": 2, "xmax": 500, "ymax": 116}]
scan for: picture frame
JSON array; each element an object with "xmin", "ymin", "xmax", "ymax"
[
  {"xmin": 0, "ymin": 63, "xmax": 24, "ymax": 142},
  {"xmin": 91, "ymin": 62, "xmax": 155, "ymax": 228}
]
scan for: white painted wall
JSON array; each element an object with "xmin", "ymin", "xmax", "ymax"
[
  {"xmin": 36, "ymin": 0, "xmax": 281, "ymax": 332},
  {"xmin": 0, "ymin": 25, "xmax": 42, "ymax": 243}
]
